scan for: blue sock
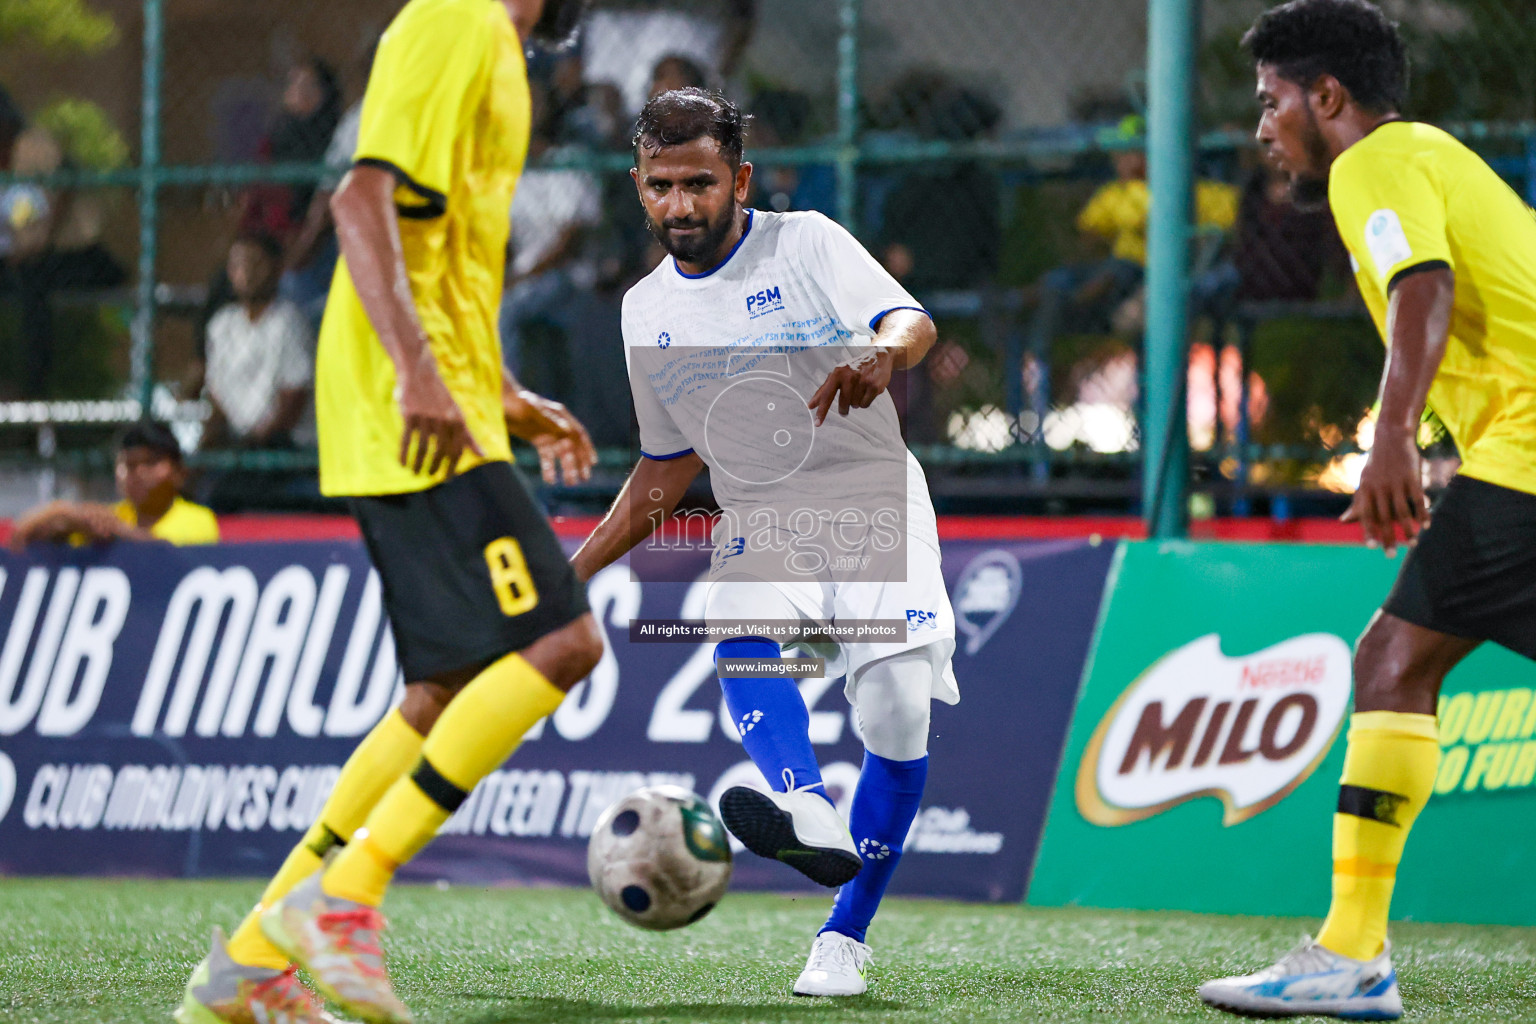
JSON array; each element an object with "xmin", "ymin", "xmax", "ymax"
[
  {"xmin": 716, "ymin": 637, "xmax": 830, "ymax": 805},
  {"xmin": 821, "ymin": 751, "xmax": 929, "ymax": 943}
]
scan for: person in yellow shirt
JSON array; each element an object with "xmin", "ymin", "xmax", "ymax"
[
  {"xmin": 1026, "ymin": 116, "xmax": 1238, "ymax": 399},
  {"xmin": 176, "ymin": 3, "xmax": 603, "ymax": 1024},
  {"xmin": 1201, "ymin": 2, "xmax": 1536, "ymax": 1019},
  {"xmin": 10, "ymin": 421, "xmax": 218, "ymax": 548}
]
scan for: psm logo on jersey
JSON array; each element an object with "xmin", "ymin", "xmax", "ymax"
[
  {"xmin": 657, "ymin": 331, "xmax": 671, "ymax": 349},
  {"xmin": 906, "ymin": 609, "xmax": 940, "ymax": 633},
  {"xmin": 746, "ymin": 285, "xmax": 784, "ymax": 319}
]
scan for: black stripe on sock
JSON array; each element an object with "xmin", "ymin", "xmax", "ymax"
[
  {"xmin": 1338, "ymin": 784, "xmax": 1409, "ymax": 827},
  {"xmin": 411, "ymin": 758, "xmax": 469, "ymax": 813},
  {"xmin": 305, "ymin": 823, "xmax": 347, "ymax": 858}
]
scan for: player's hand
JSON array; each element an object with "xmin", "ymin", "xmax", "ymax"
[
  {"xmin": 504, "ymin": 388, "xmax": 596, "ymax": 486},
  {"xmin": 396, "ymin": 345, "xmax": 485, "ymax": 477},
  {"xmin": 1342, "ymin": 430, "xmax": 1428, "ymax": 556},
  {"xmin": 808, "ymin": 348, "xmax": 895, "ymax": 426}
]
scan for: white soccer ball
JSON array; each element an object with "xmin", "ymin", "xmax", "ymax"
[{"xmin": 587, "ymin": 785, "xmax": 733, "ymax": 931}]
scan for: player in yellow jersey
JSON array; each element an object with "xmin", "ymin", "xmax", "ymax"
[
  {"xmin": 1200, "ymin": 2, "xmax": 1536, "ymax": 1018},
  {"xmin": 173, "ymin": 3, "xmax": 599, "ymax": 1024}
]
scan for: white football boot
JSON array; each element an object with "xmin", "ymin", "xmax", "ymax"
[
  {"xmin": 794, "ymin": 931, "xmax": 872, "ymax": 997},
  {"xmin": 719, "ymin": 775, "xmax": 861, "ymax": 887},
  {"xmin": 1198, "ymin": 937, "xmax": 1402, "ymax": 1020}
]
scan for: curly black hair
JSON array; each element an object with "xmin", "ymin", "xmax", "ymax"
[
  {"xmin": 1243, "ymin": 0, "xmax": 1408, "ymax": 113},
  {"xmin": 633, "ymin": 88, "xmax": 751, "ymax": 168}
]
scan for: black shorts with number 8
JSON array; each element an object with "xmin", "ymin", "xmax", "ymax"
[{"xmin": 352, "ymin": 461, "xmax": 591, "ymax": 682}]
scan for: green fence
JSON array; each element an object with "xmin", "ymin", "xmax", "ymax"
[{"xmin": 2, "ymin": 0, "xmax": 1536, "ymax": 521}]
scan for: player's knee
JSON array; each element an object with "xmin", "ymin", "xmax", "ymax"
[
  {"xmin": 853, "ymin": 654, "xmax": 933, "ymax": 762},
  {"xmin": 859, "ymin": 700, "xmax": 930, "ymax": 762},
  {"xmin": 1351, "ymin": 616, "xmax": 1443, "ymax": 714},
  {"xmin": 399, "ymin": 680, "xmax": 457, "ymax": 735}
]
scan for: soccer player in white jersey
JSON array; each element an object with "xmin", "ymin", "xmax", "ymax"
[{"xmin": 572, "ymin": 89, "xmax": 957, "ymax": 998}]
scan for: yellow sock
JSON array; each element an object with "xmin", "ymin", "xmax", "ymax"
[
  {"xmin": 225, "ymin": 709, "xmax": 423, "ymax": 968},
  {"xmin": 1316, "ymin": 711, "xmax": 1439, "ymax": 961},
  {"xmin": 322, "ymin": 653, "xmax": 566, "ymax": 906}
]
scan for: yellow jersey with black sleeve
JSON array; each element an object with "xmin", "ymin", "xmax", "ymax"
[
  {"xmin": 1329, "ymin": 120, "xmax": 1536, "ymax": 496},
  {"xmin": 315, "ymin": 0, "xmax": 530, "ymax": 497},
  {"xmin": 115, "ymin": 497, "xmax": 220, "ymax": 545}
]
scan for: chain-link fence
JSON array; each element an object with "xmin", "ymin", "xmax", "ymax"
[{"xmin": 1, "ymin": 0, "xmax": 1534, "ymax": 517}]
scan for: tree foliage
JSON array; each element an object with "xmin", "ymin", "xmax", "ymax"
[{"xmin": 0, "ymin": 0, "xmax": 116, "ymax": 54}]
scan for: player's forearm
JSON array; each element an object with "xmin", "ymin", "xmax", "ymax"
[
  {"xmin": 331, "ymin": 166, "xmax": 433, "ymax": 374},
  {"xmin": 1377, "ymin": 268, "xmax": 1455, "ymax": 442},
  {"xmin": 874, "ymin": 309, "xmax": 937, "ymax": 370},
  {"xmin": 572, "ymin": 455, "xmax": 704, "ymax": 582}
]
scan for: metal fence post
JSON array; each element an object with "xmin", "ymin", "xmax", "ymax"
[
  {"xmin": 835, "ymin": 0, "xmax": 861, "ymax": 230},
  {"xmin": 1143, "ymin": 0, "xmax": 1197, "ymax": 539},
  {"xmin": 131, "ymin": 0, "xmax": 164, "ymax": 414}
]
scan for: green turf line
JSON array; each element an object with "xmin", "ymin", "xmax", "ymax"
[{"xmin": 0, "ymin": 879, "xmax": 1532, "ymax": 1023}]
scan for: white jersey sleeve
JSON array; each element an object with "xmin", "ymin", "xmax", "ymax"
[
  {"xmin": 621, "ymin": 291, "xmax": 694, "ymax": 460},
  {"xmin": 798, "ymin": 212, "xmax": 928, "ymax": 336}
]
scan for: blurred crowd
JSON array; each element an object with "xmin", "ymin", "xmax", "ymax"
[{"xmin": 0, "ymin": 0, "xmax": 1354, "ymax": 502}]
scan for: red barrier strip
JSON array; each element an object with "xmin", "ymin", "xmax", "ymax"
[{"xmin": 4, "ymin": 513, "xmax": 1355, "ymax": 546}]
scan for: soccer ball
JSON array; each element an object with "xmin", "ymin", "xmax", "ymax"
[{"xmin": 587, "ymin": 785, "xmax": 732, "ymax": 931}]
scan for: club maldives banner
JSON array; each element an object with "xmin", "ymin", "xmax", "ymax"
[
  {"xmin": 0, "ymin": 537, "xmax": 1113, "ymax": 902},
  {"xmin": 1027, "ymin": 540, "xmax": 1536, "ymax": 927}
]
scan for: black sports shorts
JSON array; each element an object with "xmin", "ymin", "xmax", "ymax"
[
  {"xmin": 1382, "ymin": 474, "xmax": 1536, "ymax": 660},
  {"xmin": 351, "ymin": 461, "xmax": 590, "ymax": 681}
]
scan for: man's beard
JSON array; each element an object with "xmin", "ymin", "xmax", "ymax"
[
  {"xmin": 648, "ymin": 199, "xmax": 738, "ymax": 266},
  {"xmin": 1287, "ymin": 109, "xmax": 1332, "ymax": 210}
]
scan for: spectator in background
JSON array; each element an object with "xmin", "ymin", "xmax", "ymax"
[
  {"xmin": 749, "ymin": 88, "xmax": 835, "ymax": 216},
  {"xmin": 11, "ymin": 422, "xmax": 219, "ymax": 548},
  {"xmin": 1227, "ymin": 162, "xmax": 1346, "ymax": 304},
  {"xmin": 242, "ymin": 56, "xmax": 343, "ymax": 242},
  {"xmin": 0, "ymin": 119, "xmax": 128, "ymax": 397},
  {"xmin": 649, "ymin": 55, "xmax": 709, "ymax": 99},
  {"xmin": 582, "ymin": 0, "xmax": 756, "ymax": 116},
  {"xmin": 873, "ymin": 71, "xmax": 1003, "ymax": 293},
  {"xmin": 1025, "ymin": 116, "xmax": 1238, "ymax": 361},
  {"xmin": 500, "ymin": 84, "xmax": 603, "ymax": 386},
  {"xmin": 284, "ymin": 44, "xmax": 376, "ymax": 329},
  {"xmin": 196, "ymin": 57, "xmax": 343, "ymax": 390},
  {"xmin": 203, "ymin": 232, "xmax": 315, "ymax": 448},
  {"xmin": 542, "ymin": 53, "xmax": 626, "ymax": 149}
]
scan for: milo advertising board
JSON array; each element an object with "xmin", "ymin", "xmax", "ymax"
[{"xmin": 1028, "ymin": 540, "xmax": 1536, "ymax": 926}]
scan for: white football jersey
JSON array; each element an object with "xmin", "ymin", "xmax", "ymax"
[{"xmin": 621, "ymin": 210, "xmax": 939, "ymax": 561}]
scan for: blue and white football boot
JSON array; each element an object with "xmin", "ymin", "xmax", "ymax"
[{"xmin": 1198, "ymin": 937, "xmax": 1402, "ymax": 1020}]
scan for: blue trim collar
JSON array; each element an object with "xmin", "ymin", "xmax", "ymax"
[{"xmin": 672, "ymin": 210, "xmax": 754, "ymax": 280}]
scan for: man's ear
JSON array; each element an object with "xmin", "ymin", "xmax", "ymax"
[
  {"xmin": 1309, "ymin": 73, "xmax": 1348, "ymax": 120},
  {"xmin": 735, "ymin": 161, "xmax": 753, "ymax": 202}
]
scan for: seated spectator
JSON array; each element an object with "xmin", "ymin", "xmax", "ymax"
[
  {"xmin": 11, "ymin": 422, "xmax": 219, "ymax": 548},
  {"xmin": 1026, "ymin": 116, "xmax": 1238, "ymax": 358},
  {"xmin": 1190, "ymin": 161, "xmax": 1349, "ymax": 323},
  {"xmin": 204, "ymin": 232, "xmax": 315, "ymax": 448}
]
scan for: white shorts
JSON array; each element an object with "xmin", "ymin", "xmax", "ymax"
[{"xmin": 704, "ymin": 537, "xmax": 959, "ymax": 705}]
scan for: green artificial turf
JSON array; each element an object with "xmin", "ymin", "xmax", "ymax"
[{"xmin": 0, "ymin": 879, "xmax": 1533, "ymax": 1023}]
